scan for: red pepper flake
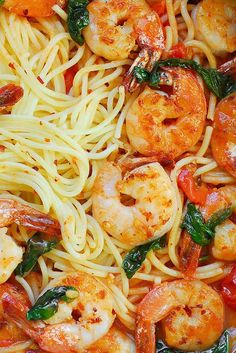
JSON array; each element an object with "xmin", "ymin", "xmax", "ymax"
[
  {"xmin": 37, "ymin": 76, "xmax": 44, "ymax": 84},
  {"xmin": 0, "ymin": 84, "xmax": 24, "ymax": 108},
  {"xmin": 88, "ymin": 89, "xmax": 93, "ymax": 94},
  {"xmin": 0, "ymin": 145, "xmax": 6, "ymax": 152},
  {"xmin": 54, "ymin": 160, "xmax": 58, "ymax": 166},
  {"xmin": 44, "ymin": 138, "xmax": 51, "ymax": 143},
  {"xmin": 8, "ymin": 63, "xmax": 15, "ymax": 70},
  {"xmin": 33, "ymin": 166, "xmax": 39, "ymax": 171},
  {"xmin": 88, "ymin": 317, "xmax": 102, "ymax": 324}
]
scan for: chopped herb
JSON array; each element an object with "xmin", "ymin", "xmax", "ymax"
[
  {"xmin": 0, "ymin": 0, "xmax": 5, "ymax": 5},
  {"xmin": 27, "ymin": 286, "xmax": 78, "ymax": 321},
  {"xmin": 133, "ymin": 58, "xmax": 236, "ymax": 99},
  {"xmin": 156, "ymin": 330, "xmax": 230, "ymax": 353},
  {"xmin": 15, "ymin": 233, "xmax": 59, "ymax": 277},
  {"xmin": 181, "ymin": 203, "xmax": 232, "ymax": 246},
  {"xmin": 122, "ymin": 235, "xmax": 166, "ymax": 279},
  {"xmin": 133, "ymin": 66, "xmax": 150, "ymax": 84},
  {"xmin": 67, "ymin": 0, "xmax": 89, "ymax": 46}
]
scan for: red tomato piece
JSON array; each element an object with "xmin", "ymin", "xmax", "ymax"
[
  {"xmin": 150, "ymin": 0, "xmax": 166, "ymax": 16},
  {"xmin": 64, "ymin": 64, "xmax": 78, "ymax": 94},
  {"xmin": 221, "ymin": 266, "xmax": 236, "ymax": 309},
  {"xmin": 166, "ymin": 43, "xmax": 188, "ymax": 59},
  {"xmin": 178, "ymin": 168, "xmax": 209, "ymax": 205}
]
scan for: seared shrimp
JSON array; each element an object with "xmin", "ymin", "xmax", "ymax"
[
  {"xmin": 92, "ymin": 162, "xmax": 177, "ymax": 246},
  {"xmin": 0, "ymin": 84, "xmax": 23, "ymax": 109},
  {"xmin": 0, "ymin": 199, "xmax": 61, "ymax": 237},
  {"xmin": 136, "ymin": 280, "xmax": 224, "ymax": 353},
  {"xmin": 0, "ymin": 199, "xmax": 60, "ymax": 283},
  {"xmin": 0, "ymin": 228, "xmax": 22, "ymax": 284},
  {"xmin": 193, "ymin": 0, "xmax": 236, "ymax": 56},
  {"xmin": 83, "ymin": 0, "xmax": 165, "ymax": 91},
  {"xmin": 3, "ymin": 272, "xmax": 115, "ymax": 353},
  {"xmin": 3, "ymin": 0, "xmax": 66, "ymax": 17},
  {"xmin": 88, "ymin": 326, "xmax": 135, "ymax": 353},
  {"xmin": 0, "ymin": 282, "xmax": 31, "ymax": 347},
  {"xmin": 211, "ymin": 92, "xmax": 236, "ymax": 178},
  {"xmin": 201, "ymin": 186, "xmax": 236, "ymax": 261},
  {"xmin": 126, "ymin": 68, "xmax": 207, "ymax": 161}
]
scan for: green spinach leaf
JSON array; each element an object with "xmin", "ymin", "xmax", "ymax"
[
  {"xmin": 133, "ymin": 58, "xmax": 236, "ymax": 99},
  {"xmin": 67, "ymin": 0, "xmax": 89, "ymax": 46},
  {"xmin": 181, "ymin": 203, "xmax": 232, "ymax": 246},
  {"xmin": 122, "ymin": 235, "xmax": 166, "ymax": 279},
  {"xmin": 27, "ymin": 286, "xmax": 78, "ymax": 321},
  {"xmin": 15, "ymin": 233, "xmax": 59, "ymax": 277}
]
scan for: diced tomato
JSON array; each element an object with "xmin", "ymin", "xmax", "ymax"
[
  {"xmin": 221, "ymin": 266, "xmax": 236, "ymax": 309},
  {"xmin": 150, "ymin": 0, "xmax": 166, "ymax": 16},
  {"xmin": 178, "ymin": 168, "xmax": 209, "ymax": 205},
  {"xmin": 64, "ymin": 64, "xmax": 78, "ymax": 94},
  {"xmin": 166, "ymin": 43, "xmax": 188, "ymax": 59}
]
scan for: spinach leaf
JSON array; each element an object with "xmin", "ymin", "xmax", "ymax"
[
  {"xmin": 133, "ymin": 66, "xmax": 150, "ymax": 84},
  {"xmin": 67, "ymin": 0, "xmax": 89, "ymax": 46},
  {"xmin": 27, "ymin": 286, "xmax": 78, "ymax": 320},
  {"xmin": 206, "ymin": 208, "xmax": 233, "ymax": 232},
  {"xmin": 0, "ymin": 0, "xmax": 5, "ymax": 5},
  {"xmin": 122, "ymin": 235, "xmax": 166, "ymax": 279},
  {"xmin": 181, "ymin": 203, "xmax": 232, "ymax": 246},
  {"xmin": 133, "ymin": 58, "xmax": 236, "ymax": 99},
  {"xmin": 156, "ymin": 330, "xmax": 230, "ymax": 353},
  {"xmin": 15, "ymin": 233, "xmax": 59, "ymax": 277}
]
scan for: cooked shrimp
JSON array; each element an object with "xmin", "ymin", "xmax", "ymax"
[
  {"xmin": 87, "ymin": 326, "xmax": 135, "ymax": 353},
  {"xmin": 0, "ymin": 228, "xmax": 22, "ymax": 284},
  {"xmin": 193, "ymin": 0, "xmax": 236, "ymax": 56},
  {"xmin": 3, "ymin": 272, "xmax": 115, "ymax": 353},
  {"xmin": 83, "ymin": 0, "xmax": 165, "ymax": 91},
  {"xmin": 0, "ymin": 282, "xmax": 31, "ymax": 347},
  {"xmin": 0, "ymin": 199, "xmax": 61, "ymax": 237},
  {"xmin": 136, "ymin": 280, "xmax": 224, "ymax": 353},
  {"xmin": 126, "ymin": 68, "xmax": 207, "ymax": 161},
  {"xmin": 211, "ymin": 92, "xmax": 236, "ymax": 178},
  {"xmin": 201, "ymin": 186, "xmax": 236, "ymax": 261},
  {"xmin": 3, "ymin": 0, "xmax": 66, "ymax": 17},
  {"xmin": 0, "ymin": 84, "xmax": 23, "ymax": 109},
  {"xmin": 92, "ymin": 162, "xmax": 177, "ymax": 246}
]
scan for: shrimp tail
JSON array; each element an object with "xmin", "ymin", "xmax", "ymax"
[
  {"xmin": 123, "ymin": 49, "xmax": 162, "ymax": 92},
  {"xmin": 179, "ymin": 231, "xmax": 202, "ymax": 279},
  {"xmin": 0, "ymin": 84, "xmax": 23, "ymax": 108},
  {"xmin": 0, "ymin": 199, "xmax": 61, "ymax": 237},
  {"xmin": 2, "ymin": 293, "xmax": 43, "ymax": 341}
]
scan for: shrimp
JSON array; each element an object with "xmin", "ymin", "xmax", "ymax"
[
  {"xmin": 3, "ymin": 272, "xmax": 115, "ymax": 353},
  {"xmin": 0, "ymin": 84, "xmax": 23, "ymax": 109},
  {"xmin": 193, "ymin": 0, "xmax": 236, "ymax": 56},
  {"xmin": 0, "ymin": 199, "xmax": 61, "ymax": 237},
  {"xmin": 2, "ymin": 0, "xmax": 66, "ymax": 17},
  {"xmin": 201, "ymin": 186, "xmax": 236, "ymax": 261},
  {"xmin": 87, "ymin": 326, "xmax": 136, "ymax": 353},
  {"xmin": 92, "ymin": 162, "xmax": 177, "ymax": 246},
  {"xmin": 136, "ymin": 280, "xmax": 224, "ymax": 353},
  {"xmin": 0, "ymin": 282, "xmax": 31, "ymax": 347},
  {"xmin": 211, "ymin": 92, "xmax": 236, "ymax": 178},
  {"xmin": 0, "ymin": 199, "xmax": 60, "ymax": 283},
  {"xmin": 0, "ymin": 228, "xmax": 22, "ymax": 284},
  {"xmin": 83, "ymin": 0, "xmax": 165, "ymax": 91},
  {"xmin": 126, "ymin": 67, "xmax": 207, "ymax": 161}
]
